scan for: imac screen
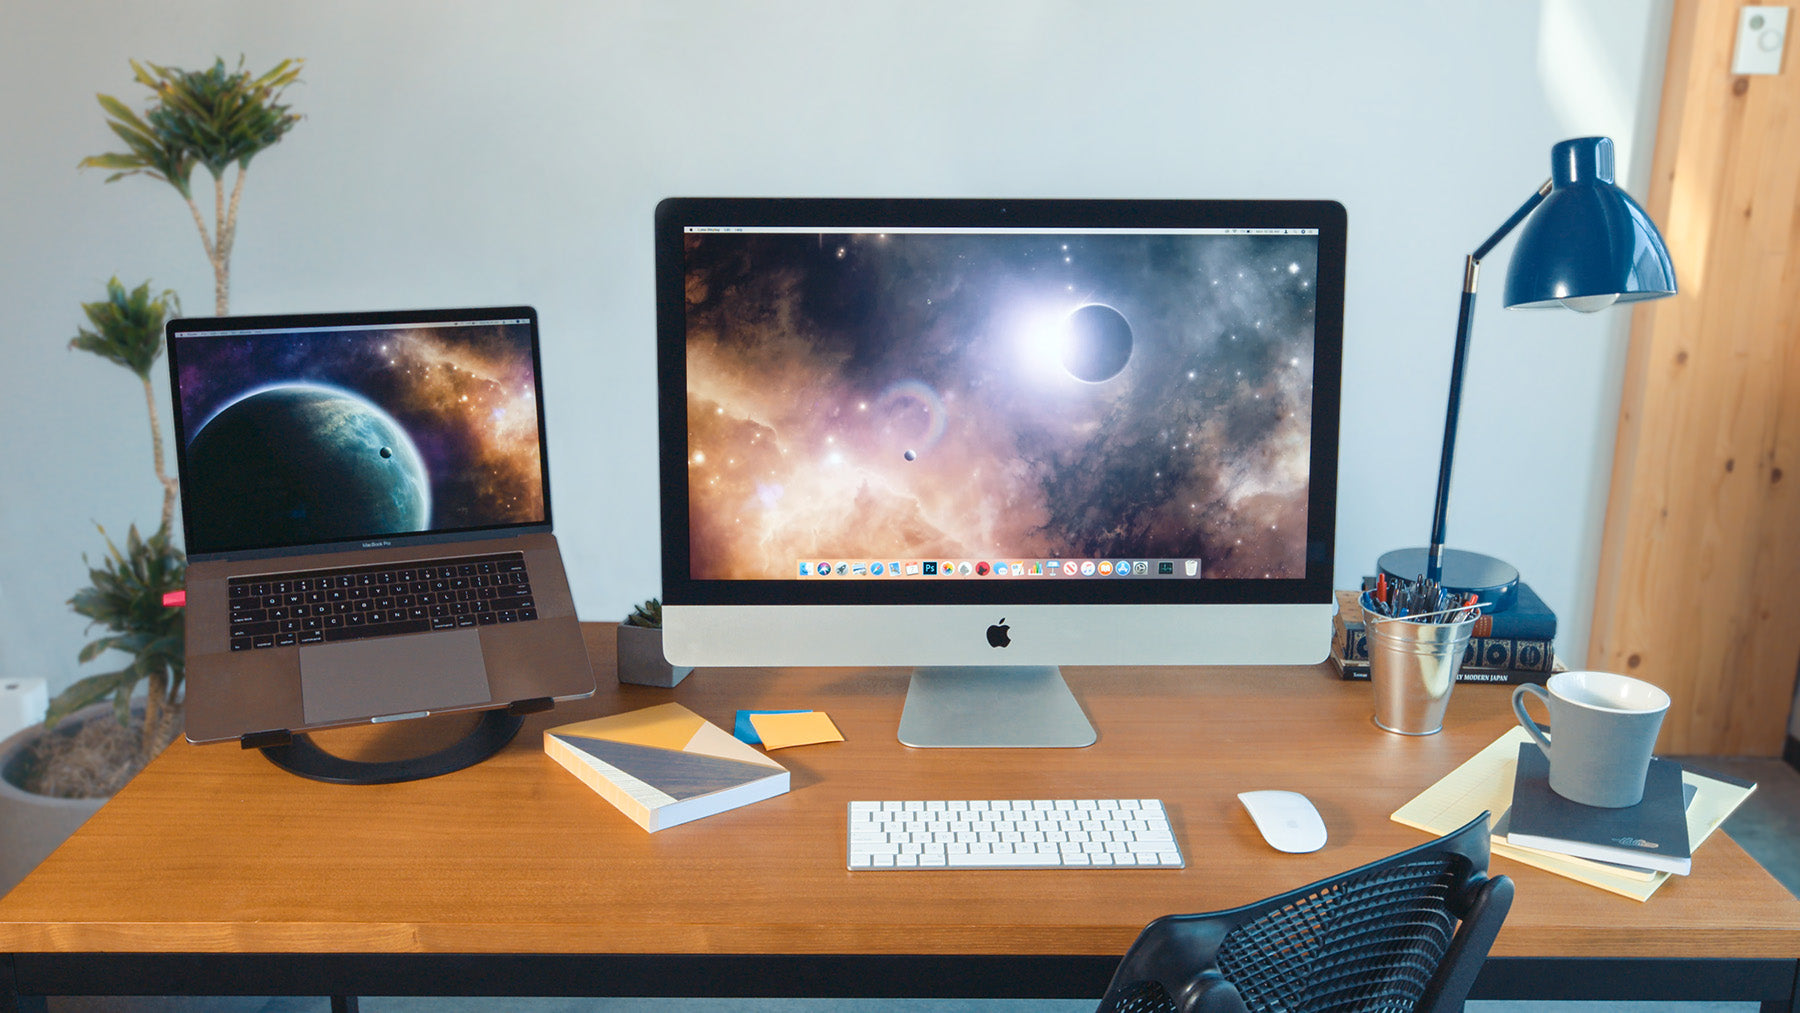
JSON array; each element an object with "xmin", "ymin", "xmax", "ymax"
[
  {"xmin": 654, "ymin": 198, "xmax": 1344, "ymax": 743},
  {"xmin": 660, "ymin": 200, "xmax": 1340, "ymax": 603}
]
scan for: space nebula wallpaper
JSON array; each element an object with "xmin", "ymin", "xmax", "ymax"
[
  {"xmin": 172, "ymin": 320, "xmax": 545, "ymax": 554},
  {"xmin": 680, "ymin": 228, "xmax": 1321, "ymax": 581}
]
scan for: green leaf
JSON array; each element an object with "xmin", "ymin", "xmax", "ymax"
[
  {"xmin": 67, "ymin": 277, "xmax": 178, "ymax": 379},
  {"xmin": 57, "ymin": 521, "xmax": 186, "ymax": 729},
  {"xmin": 95, "ymin": 93, "xmax": 153, "ymax": 133},
  {"xmin": 76, "ymin": 152, "xmax": 147, "ymax": 171},
  {"xmin": 77, "ymin": 637, "xmax": 124, "ymax": 664},
  {"xmin": 43, "ymin": 666, "xmax": 136, "ymax": 728}
]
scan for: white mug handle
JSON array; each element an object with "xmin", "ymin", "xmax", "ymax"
[{"xmin": 1512, "ymin": 683, "xmax": 1554, "ymax": 756}]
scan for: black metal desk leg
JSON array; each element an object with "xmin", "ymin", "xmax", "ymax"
[
  {"xmin": 1, "ymin": 957, "xmax": 43, "ymax": 1013},
  {"xmin": 1761, "ymin": 963, "xmax": 1798, "ymax": 1013},
  {"xmin": 332, "ymin": 996, "xmax": 360, "ymax": 1013},
  {"xmin": 0, "ymin": 987, "xmax": 44, "ymax": 1013}
]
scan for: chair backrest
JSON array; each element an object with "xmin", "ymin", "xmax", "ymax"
[{"xmin": 1096, "ymin": 813, "xmax": 1512, "ymax": 1013}]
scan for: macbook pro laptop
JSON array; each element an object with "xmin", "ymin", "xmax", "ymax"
[{"xmin": 168, "ymin": 306, "xmax": 595, "ymax": 744}]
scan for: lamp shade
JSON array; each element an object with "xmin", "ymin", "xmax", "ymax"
[{"xmin": 1503, "ymin": 136, "xmax": 1676, "ymax": 311}]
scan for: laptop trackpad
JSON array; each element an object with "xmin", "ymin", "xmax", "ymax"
[{"xmin": 299, "ymin": 628, "xmax": 492, "ymax": 726}]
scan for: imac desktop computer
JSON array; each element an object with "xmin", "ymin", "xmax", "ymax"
[{"xmin": 654, "ymin": 198, "xmax": 1344, "ymax": 747}]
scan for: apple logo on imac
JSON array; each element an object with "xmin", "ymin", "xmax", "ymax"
[{"xmin": 986, "ymin": 619, "xmax": 1011, "ymax": 648}]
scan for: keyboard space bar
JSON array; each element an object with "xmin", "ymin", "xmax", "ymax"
[
  {"xmin": 323, "ymin": 620, "xmax": 431, "ymax": 642},
  {"xmin": 943, "ymin": 851, "xmax": 1065, "ymax": 868}
]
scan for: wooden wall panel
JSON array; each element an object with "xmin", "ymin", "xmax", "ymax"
[{"xmin": 1589, "ymin": 0, "xmax": 1800, "ymax": 754}]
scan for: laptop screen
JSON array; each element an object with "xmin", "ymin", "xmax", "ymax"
[{"xmin": 167, "ymin": 307, "xmax": 550, "ymax": 558}]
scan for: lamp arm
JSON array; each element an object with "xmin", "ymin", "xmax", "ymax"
[
  {"xmin": 1471, "ymin": 180, "xmax": 1552, "ymax": 262},
  {"xmin": 1425, "ymin": 180, "xmax": 1552, "ymax": 584}
]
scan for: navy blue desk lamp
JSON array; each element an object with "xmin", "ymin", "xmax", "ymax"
[{"xmin": 1376, "ymin": 136, "xmax": 1676, "ymax": 611}]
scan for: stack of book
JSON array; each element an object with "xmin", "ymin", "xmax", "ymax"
[
  {"xmin": 1391, "ymin": 727, "xmax": 1758, "ymax": 900},
  {"xmin": 1332, "ymin": 581, "xmax": 1560, "ymax": 685},
  {"xmin": 1497, "ymin": 743, "xmax": 1695, "ymax": 877}
]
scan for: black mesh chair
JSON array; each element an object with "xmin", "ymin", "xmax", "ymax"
[{"xmin": 1096, "ymin": 813, "xmax": 1511, "ymax": 1013}]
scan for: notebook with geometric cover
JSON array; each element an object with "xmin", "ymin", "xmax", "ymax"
[{"xmin": 544, "ymin": 702, "xmax": 789, "ymax": 831}]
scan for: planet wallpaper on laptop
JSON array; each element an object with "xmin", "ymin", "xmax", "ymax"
[{"xmin": 172, "ymin": 320, "xmax": 545, "ymax": 553}]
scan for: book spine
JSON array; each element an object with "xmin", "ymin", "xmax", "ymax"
[
  {"xmin": 1335, "ymin": 618, "xmax": 1557, "ymax": 672},
  {"xmin": 1332, "ymin": 656, "xmax": 1552, "ymax": 686},
  {"xmin": 1357, "ymin": 578, "xmax": 1557, "ymax": 640}
]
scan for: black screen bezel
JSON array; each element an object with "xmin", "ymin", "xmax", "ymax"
[{"xmin": 655, "ymin": 198, "xmax": 1344, "ymax": 608}]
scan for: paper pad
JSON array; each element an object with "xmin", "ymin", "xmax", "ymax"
[{"xmin": 748, "ymin": 710, "xmax": 844, "ymax": 749}]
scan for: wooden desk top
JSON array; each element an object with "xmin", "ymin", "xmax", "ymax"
[{"xmin": 2, "ymin": 623, "xmax": 1796, "ymax": 959}]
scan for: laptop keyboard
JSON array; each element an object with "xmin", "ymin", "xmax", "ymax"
[{"xmin": 227, "ymin": 551, "xmax": 536, "ymax": 651}]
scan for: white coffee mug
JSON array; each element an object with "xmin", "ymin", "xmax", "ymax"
[{"xmin": 1512, "ymin": 670, "xmax": 1670, "ymax": 808}]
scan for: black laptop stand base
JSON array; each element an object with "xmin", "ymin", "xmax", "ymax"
[{"xmin": 243, "ymin": 697, "xmax": 553, "ymax": 785}]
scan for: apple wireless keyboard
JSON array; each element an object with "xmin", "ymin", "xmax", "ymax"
[{"xmin": 846, "ymin": 798, "xmax": 1184, "ymax": 870}]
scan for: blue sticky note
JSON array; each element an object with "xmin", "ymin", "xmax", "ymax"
[{"xmin": 734, "ymin": 709, "xmax": 808, "ymax": 744}]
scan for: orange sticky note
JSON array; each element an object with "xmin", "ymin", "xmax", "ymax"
[{"xmin": 748, "ymin": 710, "xmax": 844, "ymax": 750}]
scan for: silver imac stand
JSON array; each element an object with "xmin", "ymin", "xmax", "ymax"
[{"xmin": 896, "ymin": 665, "xmax": 1097, "ymax": 748}]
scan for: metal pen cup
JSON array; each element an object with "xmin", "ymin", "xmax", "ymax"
[{"xmin": 1362, "ymin": 591, "xmax": 1478, "ymax": 736}]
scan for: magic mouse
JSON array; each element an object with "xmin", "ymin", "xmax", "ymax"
[{"xmin": 1238, "ymin": 790, "xmax": 1328, "ymax": 853}]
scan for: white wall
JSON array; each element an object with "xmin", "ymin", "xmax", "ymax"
[{"xmin": 0, "ymin": 0, "xmax": 1673, "ymax": 700}]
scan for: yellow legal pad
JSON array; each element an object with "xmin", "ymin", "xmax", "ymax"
[
  {"xmin": 1390, "ymin": 726, "xmax": 1756, "ymax": 901},
  {"xmin": 748, "ymin": 710, "xmax": 844, "ymax": 750}
]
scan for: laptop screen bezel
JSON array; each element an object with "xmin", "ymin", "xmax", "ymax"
[{"xmin": 166, "ymin": 305, "xmax": 554, "ymax": 563}]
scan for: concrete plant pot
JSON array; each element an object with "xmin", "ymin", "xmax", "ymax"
[
  {"xmin": 0, "ymin": 703, "xmax": 119, "ymax": 897},
  {"xmin": 615, "ymin": 622, "xmax": 693, "ymax": 688}
]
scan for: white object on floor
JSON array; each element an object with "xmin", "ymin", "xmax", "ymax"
[{"xmin": 0, "ymin": 676, "xmax": 48, "ymax": 743}]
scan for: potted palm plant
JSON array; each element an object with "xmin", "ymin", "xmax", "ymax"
[
  {"xmin": 0, "ymin": 280, "xmax": 187, "ymax": 894},
  {"xmin": 46, "ymin": 53, "xmax": 302, "ymax": 745},
  {"xmin": 0, "ymin": 57, "xmax": 302, "ymax": 895}
]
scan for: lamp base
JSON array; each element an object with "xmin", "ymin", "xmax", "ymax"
[{"xmin": 1376, "ymin": 547, "xmax": 1520, "ymax": 613}]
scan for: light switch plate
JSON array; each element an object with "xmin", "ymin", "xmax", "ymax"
[{"xmin": 1733, "ymin": 6, "xmax": 1789, "ymax": 76}]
